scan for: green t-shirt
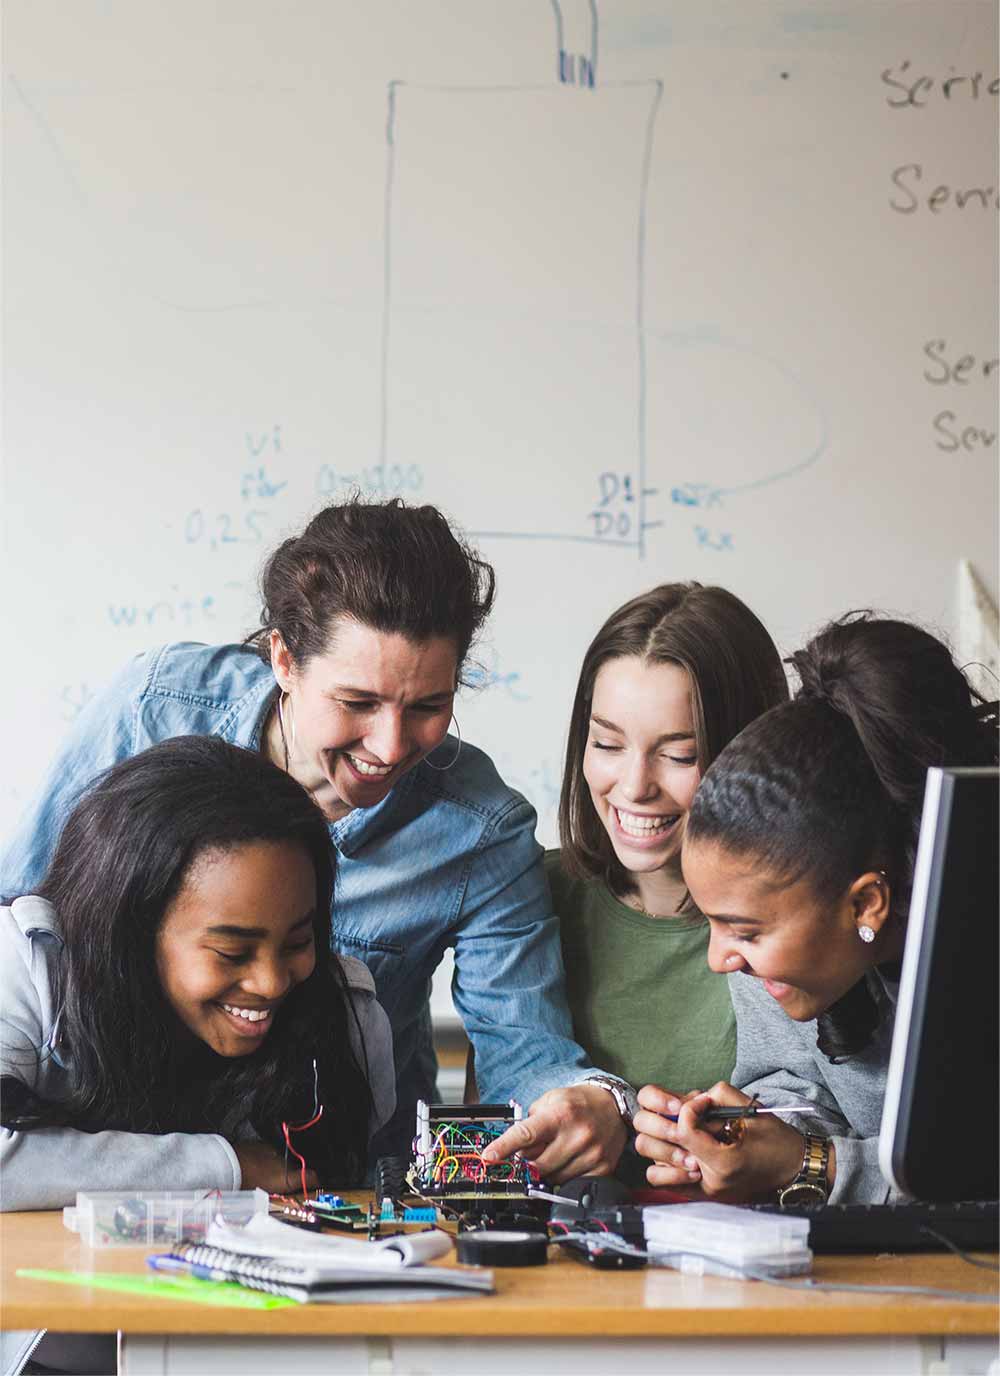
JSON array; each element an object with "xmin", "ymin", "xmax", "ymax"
[{"xmin": 546, "ymin": 849, "xmax": 736, "ymax": 1095}]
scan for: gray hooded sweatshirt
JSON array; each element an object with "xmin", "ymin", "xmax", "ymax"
[
  {"xmin": 0, "ymin": 895, "xmax": 395, "ymax": 1211},
  {"xmin": 729, "ymin": 968, "xmax": 902, "ymax": 1205}
]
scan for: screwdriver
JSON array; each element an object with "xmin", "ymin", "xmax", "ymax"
[
  {"xmin": 659, "ymin": 1104, "xmax": 819, "ymax": 1123},
  {"xmin": 701, "ymin": 1104, "xmax": 819, "ymax": 1123}
]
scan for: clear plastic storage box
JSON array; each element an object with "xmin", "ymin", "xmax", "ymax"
[
  {"xmin": 643, "ymin": 1201, "xmax": 813, "ymax": 1279},
  {"xmin": 63, "ymin": 1188, "xmax": 269, "ymax": 1248}
]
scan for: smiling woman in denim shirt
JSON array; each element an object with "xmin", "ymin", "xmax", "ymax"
[{"xmin": 0, "ymin": 499, "xmax": 632, "ymax": 1178}]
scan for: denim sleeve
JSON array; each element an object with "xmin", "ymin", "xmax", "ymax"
[
  {"xmin": 450, "ymin": 797, "xmax": 610, "ymax": 1109},
  {"xmin": 0, "ymin": 652, "xmax": 154, "ymax": 902}
]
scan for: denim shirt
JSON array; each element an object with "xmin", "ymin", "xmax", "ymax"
[{"xmin": 0, "ymin": 643, "xmax": 609, "ymax": 1155}]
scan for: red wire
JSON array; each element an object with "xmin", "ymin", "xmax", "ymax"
[{"xmin": 281, "ymin": 1105, "xmax": 324, "ymax": 1197}]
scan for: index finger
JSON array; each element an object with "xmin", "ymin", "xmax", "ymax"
[
  {"xmin": 637, "ymin": 1084, "xmax": 686, "ymax": 1116},
  {"xmin": 481, "ymin": 1117, "xmax": 542, "ymax": 1165},
  {"xmin": 667, "ymin": 1093, "xmax": 733, "ymax": 1160}
]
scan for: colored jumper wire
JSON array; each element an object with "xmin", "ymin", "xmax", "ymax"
[{"xmin": 281, "ymin": 1058, "xmax": 323, "ymax": 1197}]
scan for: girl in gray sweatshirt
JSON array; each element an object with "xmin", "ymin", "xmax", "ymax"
[
  {"xmin": 631, "ymin": 612, "xmax": 997, "ymax": 1205},
  {"xmin": 1, "ymin": 735, "xmax": 394, "ymax": 1211},
  {"xmin": 2, "ymin": 736, "xmax": 394, "ymax": 1376}
]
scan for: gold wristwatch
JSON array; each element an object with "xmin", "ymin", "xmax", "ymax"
[{"xmin": 777, "ymin": 1133, "xmax": 831, "ymax": 1210}]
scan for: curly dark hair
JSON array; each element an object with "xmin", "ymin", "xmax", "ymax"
[{"xmin": 246, "ymin": 497, "xmax": 496, "ymax": 681}]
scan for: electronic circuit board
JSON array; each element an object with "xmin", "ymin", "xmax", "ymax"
[{"xmin": 411, "ymin": 1102, "xmax": 541, "ymax": 1199}]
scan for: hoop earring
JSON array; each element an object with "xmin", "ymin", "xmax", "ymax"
[
  {"xmin": 424, "ymin": 717, "xmax": 462, "ymax": 772},
  {"xmin": 276, "ymin": 692, "xmax": 297, "ymax": 770}
]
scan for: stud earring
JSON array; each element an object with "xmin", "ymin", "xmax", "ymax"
[{"xmin": 858, "ymin": 925, "xmax": 875, "ymax": 944}]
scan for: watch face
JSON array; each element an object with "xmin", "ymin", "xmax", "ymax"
[{"xmin": 779, "ymin": 1182, "xmax": 828, "ymax": 1211}]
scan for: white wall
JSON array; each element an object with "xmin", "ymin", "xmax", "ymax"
[{"xmin": 4, "ymin": 3, "xmax": 997, "ymax": 1019}]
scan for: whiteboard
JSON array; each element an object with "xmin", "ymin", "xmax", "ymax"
[{"xmin": 4, "ymin": 0, "xmax": 998, "ymax": 862}]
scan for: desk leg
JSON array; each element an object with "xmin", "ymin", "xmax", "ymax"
[{"xmin": 940, "ymin": 1336, "xmax": 1000, "ymax": 1375}]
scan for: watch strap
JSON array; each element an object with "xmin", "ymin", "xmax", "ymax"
[
  {"xmin": 778, "ymin": 1132, "xmax": 831, "ymax": 1207},
  {"xmin": 584, "ymin": 1075, "xmax": 638, "ymax": 1127}
]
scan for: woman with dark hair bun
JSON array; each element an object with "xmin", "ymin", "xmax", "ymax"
[
  {"xmin": 1, "ymin": 499, "xmax": 633, "ymax": 1179},
  {"xmin": 632, "ymin": 612, "xmax": 999, "ymax": 1205},
  {"xmin": 1, "ymin": 736, "xmax": 393, "ymax": 1208}
]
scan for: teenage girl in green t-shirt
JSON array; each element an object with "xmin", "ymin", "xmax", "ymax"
[{"xmin": 548, "ymin": 583, "xmax": 788, "ymax": 1119}]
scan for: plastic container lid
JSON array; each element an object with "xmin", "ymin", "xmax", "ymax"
[
  {"xmin": 63, "ymin": 1188, "xmax": 269, "ymax": 1248},
  {"xmin": 643, "ymin": 1201, "xmax": 811, "ymax": 1263}
]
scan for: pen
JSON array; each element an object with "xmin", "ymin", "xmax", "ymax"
[
  {"xmin": 146, "ymin": 1255, "xmax": 188, "ymax": 1274},
  {"xmin": 147, "ymin": 1255, "xmax": 229, "ymax": 1283}
]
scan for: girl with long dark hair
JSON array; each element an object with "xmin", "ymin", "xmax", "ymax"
[
  {"xmin": 1, "ymin": 736, "xmax": 393, "ymax": 1210},
  {"xmin": 632, "ymin": 613, "xmax": 998, "ymax": 1205}
]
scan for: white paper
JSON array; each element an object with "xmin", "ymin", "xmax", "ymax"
[{"xmin": 205, "ymin": 1213, "xmax": 452, "ymax": 1270}]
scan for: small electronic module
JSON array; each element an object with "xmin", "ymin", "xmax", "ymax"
[{"xmin": 376, "ymin": 1101, "xmax": 542, "ymax": 1216}]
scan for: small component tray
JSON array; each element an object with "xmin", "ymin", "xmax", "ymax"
[{"xmin": 63, "ymin": 1189, "xmax": 269, "ymax": 1248}]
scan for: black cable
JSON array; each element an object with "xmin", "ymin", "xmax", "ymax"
[{"xmin": 920, "ymin": 1226, "xmax": 1000, "ymax": 1272}]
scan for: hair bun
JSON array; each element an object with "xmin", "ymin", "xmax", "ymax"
[{"xmin": 786, "ymin": 641, "xmax": 850, "ymax": 712}]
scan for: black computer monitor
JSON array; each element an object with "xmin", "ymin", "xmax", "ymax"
[{"xmin": 880, "ymin": 766, "xmax": 999, "ymax": 1201}]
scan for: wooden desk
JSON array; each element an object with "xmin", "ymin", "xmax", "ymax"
[{"xmin": 2, "ymin": 1207, "xmax": 997, "ymax": 1376}]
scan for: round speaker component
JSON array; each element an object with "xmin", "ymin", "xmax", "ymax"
[{"xmin": 456, "ymin": 1228, "xmax": 549, "ymax": 1267}]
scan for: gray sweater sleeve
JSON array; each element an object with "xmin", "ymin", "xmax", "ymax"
[
  {"xmin": 729, "ymin": 972, "xmax": 899, "ymax": 1205},
  {"xmin": 0, "ymin": 1124, "xmax": 241, "ymax": 1212},
  {"xmin": 0, "ymin": 980, "xmax": 241, "ymax": 1211}
]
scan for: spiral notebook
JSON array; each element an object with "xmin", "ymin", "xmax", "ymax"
[
  {"xmin": 147, "ymin": 1213, "xmax": 494, "ymax": 1303},
  {"xmin": 150, "ymin": 1242, "xmax": 494, "ymax": 1302}
]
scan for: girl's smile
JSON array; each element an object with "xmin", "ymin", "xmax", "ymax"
[
  {"xmin": 216, "ymin": 1001, "xmax": 276, "ymax": 1038},
  {"xmin": 611, "ymin": 805, "xmax": 683, "ymax": 847}
]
